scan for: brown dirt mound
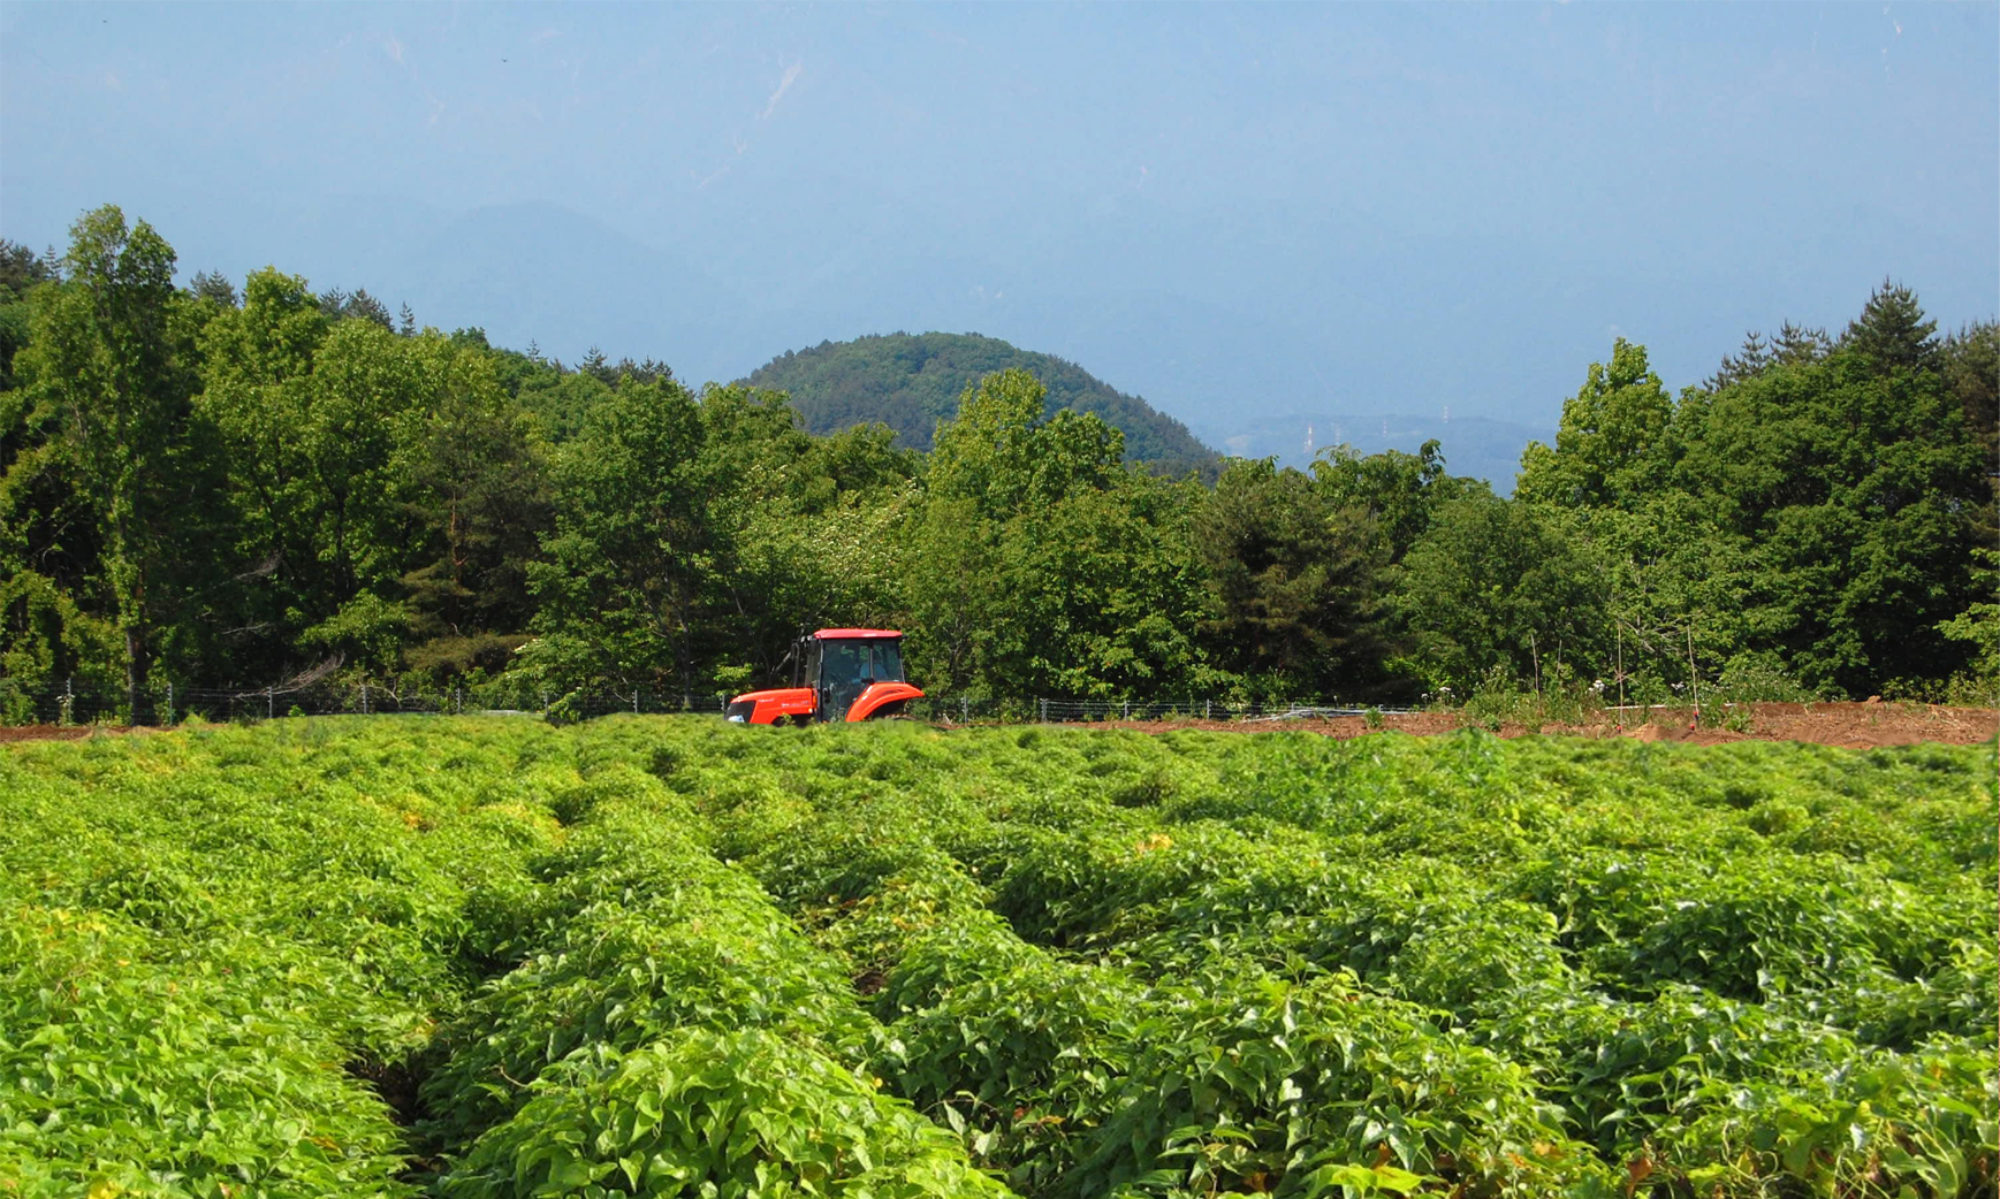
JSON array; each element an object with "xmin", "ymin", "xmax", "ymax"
[
  {"xmin": 0, "ymin": 724, "xmax": 115, "ymax": 743},
  {"xmin": 1100, "ymin": 701, "xmax": 1998, "ymax": 750}
]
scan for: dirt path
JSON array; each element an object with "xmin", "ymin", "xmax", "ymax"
[
  {"xmin": 1102, "ymin": 701, "xmax": 1998, "ymax": 750},
  {"xmin": 0, "ymin": 724, "xmax": 107, "ymax": 744}
]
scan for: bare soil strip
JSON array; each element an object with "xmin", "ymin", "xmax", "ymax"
[{"xmin": 1104, "ymin": 700, "xmax": 1998, "ymax": 749}]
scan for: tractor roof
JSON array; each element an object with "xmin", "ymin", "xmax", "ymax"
[{"xmin": 812, "ymin": 628, "xmax": 903, "ymax": 640}]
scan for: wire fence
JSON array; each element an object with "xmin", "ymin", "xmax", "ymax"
[{"xmin": 0, "ymin": 677, "xmax": 1418, "ymax": 730}]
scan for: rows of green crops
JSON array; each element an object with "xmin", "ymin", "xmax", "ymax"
[{"xmin": 1, "ymin": 716, "xmax": 1992, "ymax": 1198}]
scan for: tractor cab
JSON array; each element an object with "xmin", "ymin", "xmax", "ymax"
[{"xmin": 725, "ymin": 629, "xmax": 924, "ymax": 725}]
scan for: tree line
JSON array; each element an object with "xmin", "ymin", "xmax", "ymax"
[{"xmin": 1, "ymin": 206, "xmax": 1993, "ymax": 720}]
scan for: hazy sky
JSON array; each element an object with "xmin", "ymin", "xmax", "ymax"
[{"xmin": 3, "ymin": 1, "xmax": 1995, "ymax": 447}]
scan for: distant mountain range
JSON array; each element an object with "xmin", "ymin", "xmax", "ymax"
[
  {"xmin": 740, "ymin": 332, "xmax": 1217, "ymax": 473},
  {"xmin": 116, "ymin": 197, "xmax": 1573, "ymax": 488},
  {"xmin": 117, "ymin": 195, "xmax": 1546, "ymax": 486}
]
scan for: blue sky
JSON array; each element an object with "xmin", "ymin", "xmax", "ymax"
[{"xmin": 3, "ymin": 1, "xmax": 1994, "ymax": 460}]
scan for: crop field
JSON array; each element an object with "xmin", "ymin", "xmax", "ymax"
[{"xmin": 1, "ymin": 717, "xmax": 1993, "ymax": 1198}]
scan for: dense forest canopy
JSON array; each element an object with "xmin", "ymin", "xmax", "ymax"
[
  {"xmin": 1, "ymin": 206, "xmax": 1993, "ymax": 719},
  {"xmin": 742, "ymin": 331, "xmax": 1217, "ymax": 473}
]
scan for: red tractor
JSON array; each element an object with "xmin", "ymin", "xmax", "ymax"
[{"xmin": 724, "ymin": 628, "xmax": 925, "ymax": 725}]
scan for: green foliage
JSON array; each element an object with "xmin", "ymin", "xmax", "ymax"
[
  {"xmin": 3, "ymin": 717, "xmax": 1994, "ymax": 1198},
  {"xmin": 692, "ymin": 384, "xmax": 915, "ymax": 682},
  {"xmin": 11, "ymin": 205, "xmax": 194, "ymax": 716},
  {"xmin": 0, "ymin": 570, "xmax": 121, "ymax": 714},
  {"xmin": 2, "ymin": 205, "xmax": 1991, "ymax": 725},
  {"xmin": 1310, "ymin": 438, "xmax": 1487, "ymax": 567},
  {"xmin": 906, "ymin": 372, "xmax": 1212, "ymax": 700},
  {"xmin": 1517, "ymin": 339, "xmax": 1675, "ymax": 511},
  {"xmin": 0, "ymin": 719, "xmax": 573, "ymax": 1195},
  {"xmin": 524, "ymin": 376, "xmax": 712, "ymax": 691},
  {"xmin": 1397, "ymin": 495, "xmax": 1610, "ymax": 691},
  {"xmin": 0, "ymin": 239, "xmax": 56, "ymax": 390},
  {"xmin": 442, "ymin": 1029, "xmax": 1014, "ymax": 1199},
  {"xmin": 1193, "ymin": 458, "xmax": 1391, "ymax": 699},
  {"xmin": 1505, "ymin": 287, "xmax": 1989, "ymax": 700}
]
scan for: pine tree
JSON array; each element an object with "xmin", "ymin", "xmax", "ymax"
[
  {"xmin": 1771, "ymin": 321, "xmax": 1831, "ymax": 366},
  {"xmin": 1843, "ymin": 280, "xmax": 1938, "ymax": 375},
  {"xmin": 1706, "ymin": 330, "xmax": 1770, "ymax": 391},
  {"xmin": 188, "ymin": 270, "xmax": 239, "ymax": 307}
]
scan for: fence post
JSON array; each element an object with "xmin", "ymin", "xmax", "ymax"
[
  {"xmin": 1039, "ymin": 698, "xmax": 1048, "ymax": 723},
  {"xmin": 454, "ymin": 686, "xmax": 463, "ymax": 715},
  {"xmin": 961, "ymin": 696, "xmax": 969, "ymax": 724},
  {"xmin": 633, "ymin": 689, "xmax": 640, "ymax": 714},
  {"xmin": 540, "ymin": 689, "xmax": 549, "ymax": 714},
  {"xmin": 267, "ymin": 686, "xmax": 275, "ymax": 720}
]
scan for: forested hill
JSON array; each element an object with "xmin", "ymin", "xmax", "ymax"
[{"xmin": 742, "ymin": 332, "xmax": 1217, "ymax": 470}]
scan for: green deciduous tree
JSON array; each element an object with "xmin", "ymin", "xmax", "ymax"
[
  {"xmin": 1398, "ymin": 495, "xmax": 1611, "ymax": 692},
  {"xmin": 14, "ymin": 206, "xmax": 196, "ymax": 715},
  {"xmin": 692, "ymin": 386, "xmax": 915, "ymax": 687},
  {"xmin": 905, "ymin": 370, "xmax": 1209, "ymax": 699},
  {"xmin": 197, "ymin": 279, "xmax": 424, "ymax": 679},
  {"xmin": 524, "ymin": 375, "xmax": 712, "ymax": 693},
  {"xmin": 198, "ymin": 278, "xmax": 550, "ymax": 681},
  {"xmin": 1517, "ymin": 339, "xmax": 1675, "ymax": 511},
  {"xmin": 993, "ymin": 475, "xmax": 1210, "ymax": 699}
]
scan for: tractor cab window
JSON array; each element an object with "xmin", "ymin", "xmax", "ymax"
[
  {"xmin": 868, "ymin": 640, "xmax": 905, "ymax": 684},
  {"xmin": 814, "ymin": 638, "xmax": 904, "ymax": 720},
  {"xmin": 817, "ymin": 639, "xmax": 904, "ymax": 687}
]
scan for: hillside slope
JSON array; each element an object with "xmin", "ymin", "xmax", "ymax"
[{"xmin": 742, "ymin": 332, "xmax": 1217, "ymax": 470}]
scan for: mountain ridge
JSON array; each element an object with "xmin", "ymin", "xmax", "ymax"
[{"xmin": 740, "ymin": 331, "xmax": 1219, "ymax": 472}]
